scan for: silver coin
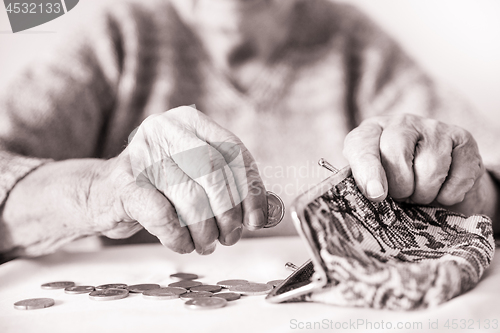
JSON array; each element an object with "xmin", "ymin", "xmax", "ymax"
[
  {"xmin": 168, "ymin": 280, "xmax": 203, "ymax": 289},
  {"xmin": 89, "ymin": 288, "xmax": 129, "ymax": 301},
  {"xmin": 179, "ymin": 291, "xmax": 213, "ymax": 300},
  {"xmin": 152, "ymin": 287, "xmax": 187, "ymax": 295},
  {"xmin": 266, "ymin": 280, "xmax": 284, "ymax": 288},
  {"xmin": 216, "ymin": 279, "xmax": 249, "ymax": 288},
  {"xmin": 41, "ymin": 281, "xmax": 75, "ymax": 290},
  {"xmin": 127, "ymin": 284, "xmax": 161, "ymax": 293},
  {"xmin": 14, "ymin": 298, "xmax": 55, "ymax": 310},
  {"xmin": 142, "ymin": 288, "xmax": 186, "ymax": 300},
  {"xmin": 64, "ymin": 286, "xmax": 95, "ymax": 294},
  {"xmin": 229, "ymin": 283, "xmax": 273, "ymax": 296},
  {"xmin": 265, "ymin": 191, "xmax": 285, "ymax": 228},
  {"xmin": 212, "ymin": 292, "xmax": 241, "ymax": 301},
  {"xmin": 169, "ymin": 273, "xmax": 199, "ymax": 281},
  {"xmin": 189, "ymin": 285, "xmax": 222, "ymax": 293},
  {"xmin": 184, "ymin": 297, "xmax": 227, "ymax": 310},
  {"xmin": 95, "ymin": 283, "xmax": 128, "ymax": 290}
]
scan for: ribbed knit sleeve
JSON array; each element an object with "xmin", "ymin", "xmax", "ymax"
[{"xmin": 0, "ymin": 2, "xmax": 125, "ymax": 209}]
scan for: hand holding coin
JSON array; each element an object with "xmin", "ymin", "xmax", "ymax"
[{"xmin": 91, "ymin": 106, "xmax": 271, "ymax": 255}]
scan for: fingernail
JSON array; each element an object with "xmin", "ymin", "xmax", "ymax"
[
  {"xmin": 200, "ymin": 241, "xmax": 217, "ymax": 255},
  {"xmin": 224, "ymin": 226, "xmax": 242, "ymax": 246},
  {"xmin": 366, "ymin": 180, "xmax": 385, "ymax": 199},
  {"xmin": 248, "ymin": 209, "xmax": 265, "ymax": 230}
]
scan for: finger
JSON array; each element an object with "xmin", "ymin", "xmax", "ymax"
[
  {"xmin": 193, "ymin": 110, "xmax": 267, "ymax": 231},
  {"xmin": 410, "ymin": 132, "xmax": 452, "ymax": 204},
  {"xmin": 209, "ymin": 141, "xmax": 246, "ymax": 242},
  {"xmin": 437, "ymin": 131, "xmax": 484, "ymax": 206},
  {"xmin": 149, "ymin": 157, "xmax": 220, "ymax": 255},
  {"xmin": 132, "ymin": 109, "xmax": 236, "ymax": 251},
  {"xmin": 379, "ymin": 124, "xmax": 418, "ymax": 200},
  {"xmin": 343, "ymin": 120, "xmax": 388, "ymax": 201},
  {"xmin": 240, "ymin": 151, "xmax": 267, "ymax": 231},
  {"xmin": 169, "ymin": 141, "xmax": 243, "ymax": 246}
]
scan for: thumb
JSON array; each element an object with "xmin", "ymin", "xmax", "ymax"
[{"xmin": 343, "ymin": 122, "xmax": 388, "ymax": 201}]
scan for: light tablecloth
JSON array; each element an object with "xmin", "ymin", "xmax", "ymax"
[{"xmin": 1, "ymin": 237, "xmax": 499, "ymax": 333}]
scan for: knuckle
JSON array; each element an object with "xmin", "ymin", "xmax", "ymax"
[
  {"xmin": 446, "ymin": 175, "xmax": 476, "ymax": 191},
  {"xmin": 380, "ymin": 140, "xmax": 414, "ymax": 165}
]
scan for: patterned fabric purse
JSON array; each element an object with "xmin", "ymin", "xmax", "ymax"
[{"xmin": 266, "ymin": 166, "xmax": 495, "ymax": 310}]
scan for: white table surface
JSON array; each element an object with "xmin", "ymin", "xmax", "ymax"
[{"xmin": 1, "ymin": 237, "xmax": 499, "ymax": 333}]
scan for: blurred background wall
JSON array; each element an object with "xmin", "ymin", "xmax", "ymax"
[{"xmin": 1, "ymin": 0, "xmax": 499, "ymax": 124}]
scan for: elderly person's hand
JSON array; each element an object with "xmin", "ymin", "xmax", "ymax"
[
  {"xmin": 1, "ymin": 106, "xmax": 268, "ymax": 257},
  {"xmin": 90, "ymin": 106, "xmax": 267, "ymax": 254},
  {"xmin": 343, "ymin": 114, "xmax": 498, "ymax": 219}
]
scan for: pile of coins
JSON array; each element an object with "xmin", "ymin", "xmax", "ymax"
[{"xmin": 14, "ymin": 273, "xmax": 285, "ymax": 310}]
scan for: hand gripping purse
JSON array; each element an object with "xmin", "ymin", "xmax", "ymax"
[{"xmin": 266, "ymin": 164, "xmax": 495, "ymax": 310}]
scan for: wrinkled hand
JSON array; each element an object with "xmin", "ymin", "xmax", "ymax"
[
  {"xmin": 343, "ymin": 114, "xmax": 497, "ymax": 217},
  {"xmin": 90, "ymin": 106, "xmax": 267, "ymax": 254}
]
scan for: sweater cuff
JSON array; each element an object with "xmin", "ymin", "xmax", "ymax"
[{"xmin": 0, "ymin": 150, "xmax": 52, "ymax": 207}]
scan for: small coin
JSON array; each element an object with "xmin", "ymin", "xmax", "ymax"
[
  {"xmin": 143, "ymin": 288, "xmax": 186, "ymax": 300},
  {"xmin": 265, "ymin": 191, "xmax": 285, "ymax": 228},
  {"xmin": 216, "ymin": 279, "xmax": 249, "ymax": 288},
  {"xmin": 95, "ymin": 283, "xmax": 128, "ymax": 290},
  {"xmin": 168, "ymin": 280, "xmax": 203, "ymax": 289},
  {"xmin": 184, "ymin": 297, "xmax": 227, "ymax": 310},
  {"xmin": 266, "ymin": 280, "xmax": 284, "ymax": 288},
  {"xmin": 189, "ymin": 285, "xmax": 222, "ymax": 293},
  {"xmin": 230, "ymin": 283, "xmax": 273, "ymax": 296},
  {"xmin": 127, "ymin": 284, "xmax": 161, "ymax": 293},
  {"xmin": 212, "ymin": 292, "xmax": 241, "ymax": 301},
  {"xmin": 41, "ymin": 281, "xmax": 75, "ymax": 290},
  {"xmin": 180, "ymin": 291, "xmax": 213, "ymax": 300},
  {"xmin": 64, "ymin": 286, "xmax": 95, "ymax": 294},
  {"xmin": 153, "ymin": 287, "xmax": 187, "ymax": 295},
  {"xmin": 14, "ymin": 298, "xmax": 55, "ymax": 310},
  {"xmin": 169, "ymin": 273, "xmax": 199, "ymax": 281},
  {"xmin": 89, "ymin": 288, "xmax": 129, "ymax": 301}
]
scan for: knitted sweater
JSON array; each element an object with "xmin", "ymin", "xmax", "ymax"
[{"xmin": 1, "ymin": 0, "xmax": 499, "ymax": 246}]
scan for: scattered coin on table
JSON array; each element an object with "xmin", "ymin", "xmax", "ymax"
[
  {"xmin": 184, "ymin": 297, "xmax": 228, "ymax": 310},
  {"xmin": 41, "ymin": 281, "xmax": 75, "ymax": 290},
  {"xmin": 212, "ymin": 292, "xmax": 241, "ymax": 301},
  {"xmin": 95, "ymin": 283, "xmax": 128, "ymax": 290},
  {"xmin": 230, "ymin": 283, "xmax": 273, "ymax": 296},
  {"xmin": 127, "ymin": 284, "xmax": 161, "ymax": 293},
  {"xmin": 89, "ymin": 288, "xmax": 129, "ymax": 301},
  {"xmin": 264, "ymin": 191, "xmax": 285, "ymax": 228},
  {"xmin": 64, "ymin": 286, "xmax": 95, "ymax": 294},
  {"xmin": 143, "ymin": 288, "xmax": 186, "ymax": 300},
  {"xmin": 14, "ymin": 298, "xmax": 55, "ymax": 310},
  {"xmin": 216, "ymin": 279, "xmax": 249, "ymax": 288},
  {"xmin": 151, "ymin": 287, "xmax": 187, "ymax": 295},
  {"xmin": 169, "ymin": 273, "xmax": 199, "ymax": 281},
  {"xmin": 168, "ymin": 280, "xmax": 203, "ymax": 289},
  {"xmin": 189, "ymin": 285, "xmax": 222, "ymax": 293},
  {"xmin": 25, "ymin": 270, "xmax": 286, "ymax": 310},
  {"xmin": 266, "ymin": 280, "xmax": 284, "ymax": 288},
  {"xmin": 179, "ymin": 291, "xmax": 213, "ymax": 300}
]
